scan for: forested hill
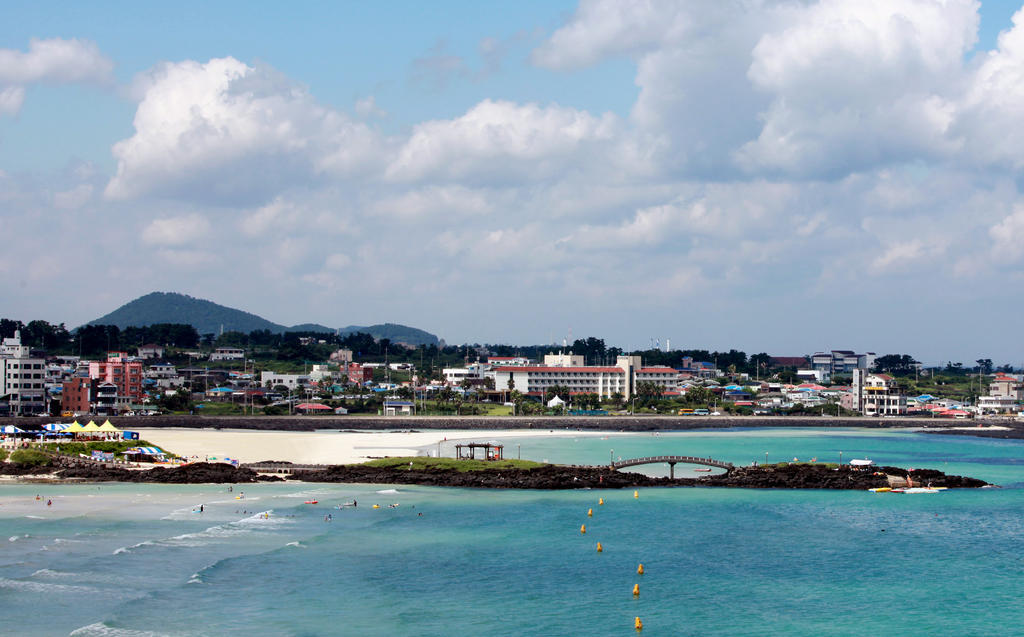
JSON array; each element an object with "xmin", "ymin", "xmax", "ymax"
[
  {"xmin": 84, "ymin": 292, "xmax": 440, "ymax": 345},
  {"xmin": 87, "ymin": 292, "xmax": 285, "ymax": 335},
  {"xmin": 338, "ymin": 323, "xmax": 439, "ymax": 346}
]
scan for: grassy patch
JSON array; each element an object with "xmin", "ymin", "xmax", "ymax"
[
  {"xmin": 10, "ymin": 449, "xmax": 52, "ymax": 467},
  {"xmin": 763, "ymin": 462, "xmax": 839, "ymax": 469},
  {"xmin": 33, "ymin": 440, "xmax": 162, "ymax": 459},
  {"xmin": 362, "ymin": 457, "xmax": 546, "ymax": 472}
]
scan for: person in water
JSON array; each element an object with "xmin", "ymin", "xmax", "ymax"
[{"xmin": 200, "ymin": 504, "xmax": 204, "ymax": 513}]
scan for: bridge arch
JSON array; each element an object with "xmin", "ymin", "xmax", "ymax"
[{"xmin": 611, "ymin": 455, "xmax": 733, "ymax": 479}]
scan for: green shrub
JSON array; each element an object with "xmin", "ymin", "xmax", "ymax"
[
  {"xmin": 10, "ymin": 448, "xmax": 52, "ymax": 467},
  {"xmin": 0, "ymin": 448, "xmax": 8, "ymax": 462}
]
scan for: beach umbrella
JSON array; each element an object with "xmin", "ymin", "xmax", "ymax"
[
  {"xmin": 65, "ymin": 422, "xmax": 84, "ymax": 433},
  {"xmin": 1, "ymin": 425, "xmax": 25, "ymax": 434},
  {"xmin": 80, "ymin": 422, "xmax": 102, "ymax": 432},
  {"xmin": 42, "ymin": 423, "xmax": 69, "ymax": 432},
  {"xmin": 98, "ymin": 422, "xmax": 120, "ymax": 433}
]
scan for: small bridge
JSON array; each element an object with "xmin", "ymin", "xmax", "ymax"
[
  {"xmin": 242, "ymin": 462, "xmax": 330, "ymax": 475},
  {"xmin": 612, "ymin": 455, "xmax": 733, "ymax": 479}
]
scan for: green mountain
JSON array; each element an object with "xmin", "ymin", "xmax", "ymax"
[
  {"xmin": 85, "ymin": 292, "xmax": 440, "ymax": 345},
  {"xmin": 87, "ymin": 292, "xmax": 286, "ymax": 335},
  {"xmin": 339, "ymin": 323, "xmax": 439, "ymax": 346}
]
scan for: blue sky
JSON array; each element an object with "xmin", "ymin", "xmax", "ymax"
[{"xmin": 3, "ymin": 0, "xmax": 1024, "ymax": 365}]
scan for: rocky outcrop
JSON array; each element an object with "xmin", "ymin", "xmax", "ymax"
[
  {"xmin": 287, "ymin": 463, "xmax": 987, "ymax": 490},
  {"xmin": 55, "ymin": 462, "xmax": 265, "ymax": 483}
]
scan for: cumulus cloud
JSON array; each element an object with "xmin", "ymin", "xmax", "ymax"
[
  {"xmin": 738, "ymin": 0, "xmax": 977, "ymax": 176},
  {"xmin": 990, "ymin": 206, "xmax": 1024, "ymax": 262},
  {"xmin": 957, "ymin": 7, "xmax": 1024, "ymax": 168},
  {"xmin": 0, "ymin": 37, "xmax": 113, "ymax": 85},
  {"xmin": 105, "ymin": 57, "xmax": 383, "ymax": 205},
  {"xmin": 0, "ymin": 38, "xmax": 113, "ymax": 116},
  {"xmin": 387, "ymin": 99, "xmax": 619, "ymax": 183},
  {"xmin": 141, "ymin": 214, "xmax": 212, "ymax": 246}
]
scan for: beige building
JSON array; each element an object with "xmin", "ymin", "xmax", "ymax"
[{"xmin": 851, "ymin": 369, "xmax": 906, "ymax": 416}]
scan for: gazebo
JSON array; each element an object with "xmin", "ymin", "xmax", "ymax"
[
  {"xmin": 455, "ymin": 442, "xmax": 504, "ymax": 461},
  {"xmin": 295, "ymin": 403, "xmax": 332, "ymax": 414}
]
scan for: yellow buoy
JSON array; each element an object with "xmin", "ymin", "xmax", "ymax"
[
  {"xmin": 637, "ymin": 563, "xmax": 644, "ymax": 575},
  {"xmin": 587, "ymin": 508, "xmax": 593, "ymax": 517},
  {"xmin": 372, "ymin": 504, "xmax": 380, "ymax": 509},
  {"xmin": 598, "ymin": 498, "xmax": 604, "ymax": 505},
  {"xmin": 596, "ymin": 542, "xmax": 603, "ymax": 553},
  {"xmin": 632, "ymin": 583, "xmax": 639, "ymax": 597},
  {"xmin": 634, "ymin": 490, "xmax": 639, "ymax": 499},
  {"xmin": 580, "ymin": 524, "xmax": 586, "ymax": 534},
  {"xmin": 635, "ymin": 616, "xmax": 643, "ymax": 631}
]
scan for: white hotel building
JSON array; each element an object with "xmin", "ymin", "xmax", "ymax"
[{"xmin": 493, "ymin": 355, "xmax": 679, "ymax": 399}]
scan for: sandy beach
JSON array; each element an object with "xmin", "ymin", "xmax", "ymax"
[{"xmin": 132, "ymin": 427, "xmax": 624, "ymax": 465}]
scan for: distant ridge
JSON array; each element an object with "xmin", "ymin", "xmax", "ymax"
[{"xmin": 84, "ymin": 292, "xmax": 440, "ymax": 345}]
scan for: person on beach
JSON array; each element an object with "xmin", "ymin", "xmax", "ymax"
[{"xmin": 200, "ymin": 504, "xmax": 204, "ymax": 513}]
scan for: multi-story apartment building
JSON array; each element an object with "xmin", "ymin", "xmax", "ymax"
[
  {"xmin": 634, "ymin": 366, "xmax": 681, "ymax": 392},
  {"xmin": 210, "ymin": 347, "xmax": 245, "ymax": 361},
  {"xmin": 261, "ymin": 372, "xmax": 311, "ymax": 390},
  {"xmin": 62, "ymin": 375, "xmax": 96, "ymax": 414},
  {"xmin": 811, "ymin": 350, "xmax": 876, "ymax": 380},
  {"xmin": 0, "ymin": 331, "xmax": 47, "ymax": 415},
  {"xmin": 88, "ymin": 352, "xmax": 144, "ymax": 401},
  {"xmin": 494, "ymin": 355, "xmax": 660, "ymax": 399},
  {"xmin": 850, "ymin": 369, "xmax": 906, "ymax": 416}
]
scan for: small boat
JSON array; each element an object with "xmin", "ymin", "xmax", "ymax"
[
  {"xmin": 868, "ymin": 487, "xmax": 892, "ymax": 493},
  {"xmin": 694, "ymin": 468, "xmax": 712, "ymax": 472},
  {"xmin": 303, "ymin": 500, "xmax": 319, "ymax": 504}
]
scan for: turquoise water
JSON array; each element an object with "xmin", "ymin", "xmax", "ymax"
[{"xmin": 2, "ymin": 428, "xmax": 1022, "ymax": 636}]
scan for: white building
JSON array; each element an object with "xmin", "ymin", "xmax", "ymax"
[
  {"xmin": 811, "ymin": 350, "xmax": 876, "ymax": 380},
  {"xmin": 634, "ymin": 366, "xmax": 680, "ymax": 392},
  {"xmin": 493, "ymin": 355, "xmax": 647, "ymax": 399},
  {"xmin": 210, "ymin": 347, "xmax": 245, "ymax": 361},
  {"xmin": 486, "ymin": 356, "xmax": 531, "ymax": 367},
  {"xmin": 0, "ymin": 331, "xmax": 46, "ymax": 415},
  {"xmin": 443, "ymin": 363, "xmax": 488, "ymax": 386},
  {"xmin": 261, "ymin": 371, "xmax": 311, "ymax": 389},
  {"xmin": 851, "ymin": 369, "xmax": 906, "ymax": 416}
]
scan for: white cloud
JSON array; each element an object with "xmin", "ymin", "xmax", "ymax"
[
  {"xmin": 105, "ymin": 57, "xmax": 382, "ymax": 205},
  {"xmin": 141, "ymin": 214, "xmax": 212, "ymax": 246},
  {"xmin": 869, "ymin": 238, "xmax": 949, "ymax": 274},
  {"xmin": 52, "ymin": 184, "xmax": 94, "ymax": 210},
  {"xmin": 737, "ymin": 0, "xmax": 977, "ymax": 176},
  {"xmin": 387, "ymin": 99, "xmax": 619, "ymax": 183},
  {"xmin": 531, "ymin": 0, "xmax": 685, "ymax": 70},
  {"xmin": 957, "ymin": 7, "xmax": 1024, "ymax": 168},
  {"xmin": 0, "ymin": 37, "xmax": 113, "ymax": 85},
  {"xmin": 990, "ymin": 206, "xmax": 1024, "ymax": 262},
  {"xmin": 0, "ymin": 38, "xmax": 113, "ymax": 116},
  {"xmin": 0, "ymin": 86, "xmax": 25, "ymax": 115}
]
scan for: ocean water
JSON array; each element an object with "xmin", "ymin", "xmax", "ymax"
[{"xmin": 1, "ymin": 428, "xmax": 1022, "ymax": 636}]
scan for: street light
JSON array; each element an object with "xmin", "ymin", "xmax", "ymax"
[
  {"xmin": 765, "ymin": 451, "xmax": 768, "ymax": 465},
  {"xmin": 610, "ymin": 448, "xmax": 614, "ymax": 466},
  {"xmin": 839, "ymin": 450, "xmax": 843, "ymax": 466},
  {"xmin": 517, "ymin": 443, "xmax": 521, "ymax": 460}
]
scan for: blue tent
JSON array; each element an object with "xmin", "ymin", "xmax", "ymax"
[{"xmin": 125, "ymin": 446, "xmax": 164, "ymax": 455}]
